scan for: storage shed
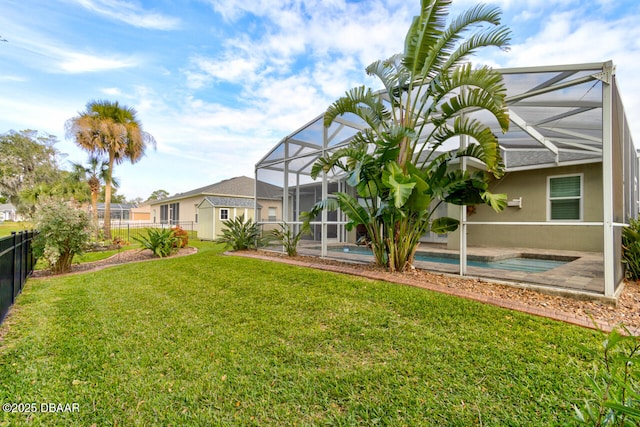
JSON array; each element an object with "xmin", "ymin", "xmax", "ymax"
[{"xmin": 196, "ymin": 196, "xmax": 256, "ymax": 241}]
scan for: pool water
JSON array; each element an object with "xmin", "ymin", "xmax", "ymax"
[
  {"xmin": 334, "ymin": 247, "xmax": 568, "ymax": 273},
  {"xmin": 413, "ymin": 254, "xmax": 566, "ymax": 273}
]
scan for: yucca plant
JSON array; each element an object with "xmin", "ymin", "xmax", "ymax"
[
  {"xmin": 133, "ymin": 228, "xmax": 179, "ymax": 258},
  {"xmin": 270, "ymin": 221, "xmax": 311, "ymax": 257},
  {"xmin": 215, "ymin": 215, "xmax": 267, "ymax": 251},
  {"xmin": 310, "ymin": 0, "xmax": 511, "ymax": 272}
]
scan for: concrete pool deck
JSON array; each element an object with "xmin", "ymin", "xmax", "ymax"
[{"xmin": 287, "ymin": 242, "xmax": 608, "ymax": 298}]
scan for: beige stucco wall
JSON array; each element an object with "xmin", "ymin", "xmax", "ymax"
[
  {"xmin": 151, "ymin": 195, "xmax": 262, "ymax": 225},
  {"xmin": 214, "ymin": 207, "xmax": 253, "ymax": 238},
  {"xmin": 149, "ymin": 195, "xmax": 202, "ymax": 223},
  {"xmin": 447, "ymin": 162, "xmax": 604, "ymax": 252},
  {"xmin": 256, "ymin": 198, "xmax": 282, "ymax": 222},
  {"xmin": 130, "ymin": 204, "xmax": 151, "ymax": 221}
]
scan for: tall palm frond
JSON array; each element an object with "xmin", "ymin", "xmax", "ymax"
[
  {"xmin": 314, "ymin": 0, "xmax": 511, "ymax": 272},
  {"xmin": 66, "ymin": 100, "xmax": 155, "ymax": 239}
]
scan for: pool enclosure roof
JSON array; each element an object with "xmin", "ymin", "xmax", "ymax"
[{"xmin": 256, "ymin": 61, "xmax": 631, "ymax": 177}]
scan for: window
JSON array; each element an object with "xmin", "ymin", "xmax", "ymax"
[
  {"xmin": 169, "ymin": 203, "xmax": 180, "ymax": 223},
  {"xmin": 548, "ymin": 174, "xmax": 582, "ymax": 221},
  {"xmin": 160, "ymin": 204, "xmax": 168, "ymax": 223},
  {"xmin": 160, "ymin": 203, "xmax": 180, "ymax": 223},
  {"xmin": 268, "ymin": 207, "xmax": 277, "ymax": 221},
  {"xmin": 220, "ymin": 209, "xmax": 229, "ymax": 220}
]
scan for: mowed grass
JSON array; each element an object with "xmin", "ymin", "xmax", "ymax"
[
  {"xmin": 0, "ymin": 241, "xmax": 599, "ymax": 426},
  {"xmin": 0, "ymin": 222, "xmax": 33, "ymax": 237}
]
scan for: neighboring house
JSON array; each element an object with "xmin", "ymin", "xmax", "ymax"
[
  {"xmin": 147, "ymin": 176, "xmax": 282, "ymax": 239},
  {"xmin": 0, "ymin": 203, "xmax": 21, "ymax": 222},
  {"xmin": 255, "ymin": 61, "xmax": 638, "ymax": 298},
  {"xmin": 130, "ymin": 203, "xmax": 151, "ymax": 222},
  {"xmin": 96, "ymin": 203, "xmax": 135, "ymax": 221}
]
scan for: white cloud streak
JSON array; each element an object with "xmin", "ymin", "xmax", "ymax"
[{"xmin": 72, "ymin": 0, "xmax": 181, "ymax": 30}]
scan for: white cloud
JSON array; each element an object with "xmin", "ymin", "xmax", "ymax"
[
  {"xmin": 101, "ymin": 87, "xmax": 122, "ymax": 96},
  {"xmin": 0, "ymin": 20, "xmax": 140, "ymax": 75},
  {"xmin": 58, "ymin": 51, "xmax": 138, "ymax": 73},
  {"xmin": 72, "ymin": 0, "xmax": 181, "ymax": 30},
  {"xmin": 192, "ymin": 54, "xmax": 261, "ymax": 83},
  {"xmin": 182, "ymin": 0, "xmax": 412, "ymax": 138},
  {"xmin": 0, "ymin": 75, "xmax": 27, "ymax": 82}
]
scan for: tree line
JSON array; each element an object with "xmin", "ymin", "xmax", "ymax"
[{"xmin": 0, "ymin": 100, "xmax": 167, "ymax": 239}]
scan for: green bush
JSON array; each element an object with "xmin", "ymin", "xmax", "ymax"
[
  {"xmin": 270, "ymin": 222, "xmax": 310, "ymax": 257},
  {"xmin": 622, "ymin": 218, "xmax": 640, "ymax": 280},
  {"xmin": 574, "ymin": 325, "xmax": 640, "ymax": 426},
  {"xmin": 215, "ymin": 215, "xmax": 267, "ymax": 251},
  {"xmin": 133, "ymin": 228, "xmax": 180, "ymax": 258},
  {"xmin": 32, "ymin": 198, "xmax": 91, "ymax": 274}
]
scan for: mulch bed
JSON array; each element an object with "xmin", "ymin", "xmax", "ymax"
[{"xmin": 31, "ymin": 247, "xmax": 198, "ymax": 278}]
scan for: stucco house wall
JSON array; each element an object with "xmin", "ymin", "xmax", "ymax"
[
  {"xmin": 150, "ymin": 195, "xmax": 201, "ymax": 224},
  {"xmin": 148, "ymin": 176, "xmax": 282, "ymax": 229},
  {"xmin": 447, "ymin": 162, "xmax": 604, "ymax": 252},
  {"xmin": 130, "ymin": 204, "xmax": 151, "ymax": 221}
]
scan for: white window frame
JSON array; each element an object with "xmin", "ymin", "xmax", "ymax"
[
  {"xmin": 268, "ymin": 207, "xmax": 277, "ymax": 221},
  {"xmin": 547, "ymin": 173, "xmax": 583, "ymax": 221},
  {"xmin": 220, "ymin": 208, "xmax": 229, "ymax": 220}
]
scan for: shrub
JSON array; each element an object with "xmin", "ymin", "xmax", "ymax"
[
  {"xmin": 32, "ymin": 198, "xmax": 91, "ymax": 274},
  {"xmin": 270, "ymin": 222, "xmax": 310, "ymax": 257},
  {"xmin": 133, "ymin": 228, "xmax": 180, "ymax": 258},
  {"xmin": 112, "ymin": 237, "xmax": 129, "ymax": 247},
  {"xmin": 574, "ymin": 325, "xmax": 640, "ymax": 426},
  {"xmin": 215, "ymin": 215, "xmax": 267, "ymax": 251},
  {"xmin": 171, "ymin": 226, "xmax": 189, "ymax": 248},
  {"xmin": 622, "ymin": 218, "xmax": 640, "ymax": 280}
]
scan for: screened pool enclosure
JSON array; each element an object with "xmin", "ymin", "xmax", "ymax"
[{"xmin": 255, "ymin": 62, "xmax": 638, "ymax": 298}]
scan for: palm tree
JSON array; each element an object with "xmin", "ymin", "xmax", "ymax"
[
  {"xmin": 65, "ymin": 100, "xmax": 156, "ymax": 239},
  {"xmin": 70, "ymin": 156, "xmax": 119, "ymax": 238},
  {"xmin": 309, "ymin": 0, "xmax": 511, "ymax": 272}
]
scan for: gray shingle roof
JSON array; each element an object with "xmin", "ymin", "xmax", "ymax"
[
  {"xmin": 503, "ymin": 150, "xmax": 601, "ymax": 169},
  {"xmin": 200, "ymin": 196, "xmax": 255, "ymax": 208},
  {"xmin": 161, "ymin": 176, "xmax": 281, "ymax": 203}
]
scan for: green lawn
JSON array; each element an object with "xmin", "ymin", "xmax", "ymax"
[
  {"xmin": 0, "ymin": 241, "xmax": 600, "ymax": 426},
  {"xmin": 0, "ymin": 222, "xmax": 33, "ymax": 237}
]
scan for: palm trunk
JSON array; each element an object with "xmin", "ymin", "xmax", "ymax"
[
  {"xmin": 91, "ymin": 191, "xmax": 99, "ymax": 238},
  {"xmin": 104, "ymin": 154, "xmax": 115, "ymax": 240},
  {"xmin": 104, "ymin": 183, "xmax": 112, "ymax": 240}
]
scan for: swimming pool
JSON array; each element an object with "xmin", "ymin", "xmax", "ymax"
[{"xmin": 332, "ymin": 246, "xmax": 571, "ymax": 273}]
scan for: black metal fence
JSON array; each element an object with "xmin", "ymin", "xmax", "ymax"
[
  {"xmin": 0, "ymin": 230, "xmax": 37, "ymax": 324},
  {"xmin": 108, "ymin": 221, "xmax": 196, "ymax": 243}
]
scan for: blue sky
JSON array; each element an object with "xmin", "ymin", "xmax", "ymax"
[{"xmin": 1, "ymin": 0, "xmax": 639, "ymax": 201}]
